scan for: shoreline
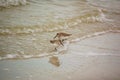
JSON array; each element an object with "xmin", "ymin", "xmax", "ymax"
[
  {"xmin": 0, "ymin": 30, "xmax": 120, "ymax": 60},
  {"xmin": 0, "ymin": 32, "xmax": 120, "ymax": 80}
]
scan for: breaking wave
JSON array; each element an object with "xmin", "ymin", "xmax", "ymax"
[
  {"xmin": 0, "ymin": 0, "xmax": 27, "ymax": 8},
  {"xmin": 0, "ymin": 10, "xmax": 110, "ymax": 35}
]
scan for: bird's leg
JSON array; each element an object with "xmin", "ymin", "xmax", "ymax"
[
  {"xmin": 59, "ymin": 39, "xmax": 64, "ymax": 46},
  {"xmin": 53, "ymin": 34, "xmax": 58, "ymax": 39}
]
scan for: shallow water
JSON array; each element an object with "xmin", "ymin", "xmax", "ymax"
[
  {"xmin": 0, "ymin": 0, "xmax": 120, "ymax": 60},
  {"xmin": 0, "ymin": 33, "xmax": 120, "ymax": 80}
]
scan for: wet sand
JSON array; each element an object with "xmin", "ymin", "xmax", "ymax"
[{"xmin": 0, "ymin": 32, "xmax": 120, "ymax": 80}]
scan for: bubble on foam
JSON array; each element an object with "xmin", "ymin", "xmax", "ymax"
[
  {"xmin": 71, "ymin": 38, "xmax": 80, "ymax": 42},
  {"xmin": 4, "ymin": 54, "xmax": 19, "ymax": 59},
  {"xmin": 23, "ymin": 55, "xmax": 33, "ymax": 58},
  {"xmin": 37, "ymin": 53, "xmax": 49, "ymax": 57},
  {"xmin": 64, "ymin": 23, "xmax": 69, "ymax": 29},
  {"xmin": 98, "ymin": 9, "xmax": 113, "ymax": 22}
]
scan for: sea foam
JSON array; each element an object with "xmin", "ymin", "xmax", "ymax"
[{"xmin": 0, "ymin": 0, "xmax": 27, "ymax": 7}]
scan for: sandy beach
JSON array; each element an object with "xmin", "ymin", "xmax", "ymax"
[
  {"xmin": 0, "ymin": 32, "xmax": 120, "ymax": 80},
  {"xmin": 0, "ymin": 0, "xmax": 120, "ymax": 80}
]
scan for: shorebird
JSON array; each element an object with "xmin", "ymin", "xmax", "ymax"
[
  {"xmin": 53, "ymin": 32, "xmax": 72, "ymax": 39},
  {"xmin": 50, "ymin": 39, "xmax": 64, "ymax": 46},
  {"xmin": 50, "ymin": 39, "xmax": 65, "ymax": 51}
]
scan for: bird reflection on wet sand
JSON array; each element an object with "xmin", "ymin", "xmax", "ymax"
[{"xmin": 49, "ymin": 56, "xmax": 60, "ymax": 67}]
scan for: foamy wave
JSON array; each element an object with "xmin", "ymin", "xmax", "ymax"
[
  {"xmin": 0, "ymin": 24, "xmax": 65, "ymax": 34},
  {"xmin": 0, "ymin": 41, "xmax": 70, "ymax": 60},
  {"xmin": 71, "ymin": 30, "xmax": 120, "ymax": 42},
  {"xmin": 2, "ymin": 54, "xmax": 20, "ymax": 60},
  {"xmin": 0, "ymin": 12, "xmax": 110, "ymax": 35},
  {"xmin": 0, "ymin": 53, "xmax": 56, "ymax": 60},
  {"xmin": 0, "ymin": 0, "xmax": 27, "ymax": 8},
  {"xmin": 0, "ymin": 47, "xmax": 119, "ymax": 61},
  {"xmin": 75, "ymin": 52, "xmax": 120, "ymax": 56},
  {"xmin": 0, "ymin": 53, "xmax": 46, "ymax": 60},
  {"xmin": 0, "ymin": 30, "xmax": 120, "ymax": 60},
  {"xmin": 71, "ymin": 31, "xmax": 109, "ymax": 42}
]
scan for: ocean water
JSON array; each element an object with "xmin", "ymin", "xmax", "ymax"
[{"xmin": 0, "ymin": 0, "xmax": 120, "ymax": 60}]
